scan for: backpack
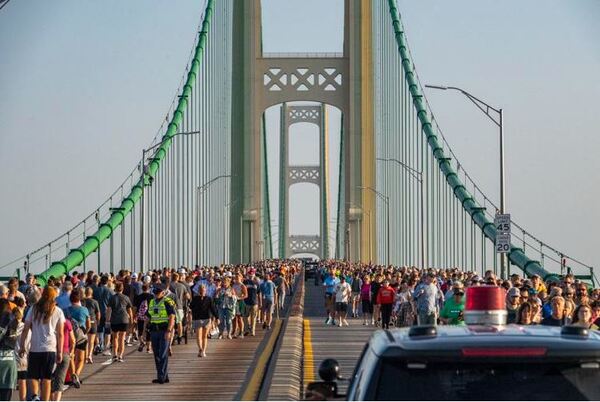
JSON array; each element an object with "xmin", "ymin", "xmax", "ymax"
[
  {"xmin": 137, "ymin": 299, "xmax": 149, "ymax": 321},
  {"xmin": 66, "ymin": 312, "xmax": 87, "ymax": 346}
]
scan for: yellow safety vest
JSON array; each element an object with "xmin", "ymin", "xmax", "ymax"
[{"xmin": 148, "ymin": 298, "xmax": 172, "ymax": 325}]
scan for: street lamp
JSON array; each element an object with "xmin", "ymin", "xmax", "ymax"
[
  {"xmin": 196, "ymin": 174, "xmax": 231, "ymax": 265},
  {"xmin": 139, "ymin": 130, "xmax": 204, "ymax": 272},
  {"xmin": 377, "ymin": 157, "xmax": 426, "ymax": 271},
  {"xmin": 425, "ymin": 84, "xmax": 507, "ymax": 279},
  {"xmin": 357, "ymin": 186, "xmax": 390, "ymax": 266}
]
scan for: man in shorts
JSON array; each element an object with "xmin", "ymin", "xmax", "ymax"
[
  {"xmin": 334, "ymin": 275, "xmax": 352, "ymax": 327},
  {"xmin": 259, "ymin": 274, "xmax": 276, "ymax": 330},
  {"xmin": 93, "ymin": 275, "xmax": 114, "ymax": 355},
  {"xmin": 169, "ymin": 271, "xmax": 191, "ymax": 344}
]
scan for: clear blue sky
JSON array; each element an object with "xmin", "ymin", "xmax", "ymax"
[{"xmin": 1, "ymin": 1, "xmax": 598, "ymax": 273}]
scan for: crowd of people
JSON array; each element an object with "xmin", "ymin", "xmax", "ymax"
[
  {"xmin": 0, "ymin": 260, "xmax": 300, "ymax": 401},
  {"xmin": 314, "ymin": 260, "xmax": 600, "ymax": 330},
  {"xmin": 0, "ymin": 259, "xmax": 597, "ymax": 401}
]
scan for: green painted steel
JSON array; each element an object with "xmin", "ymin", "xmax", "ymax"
[
  {"xmin": 35, "ymin": 0, "xmax": 215, "ymax": 287},
  {"xmin": 387, "ymin": 0, "xmax": 550, "ymax": 279}
]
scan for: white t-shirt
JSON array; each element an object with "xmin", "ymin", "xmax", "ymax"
[
  {"xmin": 25, "ymin": 306, "xmax": 65, "ymax": 353},
  {"xmin": 335, "ymin": 282, "xmax": 352, "ymax": 303}
]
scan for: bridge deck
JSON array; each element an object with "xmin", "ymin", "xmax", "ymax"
[
  {"xmin": 62, "ymin": 331, "xmax": 268, "ymax": 401},
  {"xmin": 303, "ymin": 280, "xmax": 375, "ymax": 394}
]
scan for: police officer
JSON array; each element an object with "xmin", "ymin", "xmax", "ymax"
[{"xmin": 147, "ymin": 283, "xmax": 176, "ymax": 384}]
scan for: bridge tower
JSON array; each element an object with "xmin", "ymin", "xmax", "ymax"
[{"xmin": 230, "ymin": 0, "xmax": 376, "ymax": 263}]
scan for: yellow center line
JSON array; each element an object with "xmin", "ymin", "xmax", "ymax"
[{"xmin": 303, "ymin": 318, "xmax": 315, "ymax": 388}]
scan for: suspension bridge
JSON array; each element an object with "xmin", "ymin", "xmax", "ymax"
[{"xmin": 1, "ymin": 0, "xmax": 597, "ymax": 399}]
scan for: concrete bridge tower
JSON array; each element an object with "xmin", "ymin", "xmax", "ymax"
[{"xmin": 230, "ymin": 0, "xmax": 376, "ymax": 263}]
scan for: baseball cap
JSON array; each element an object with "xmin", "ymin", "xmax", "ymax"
[
  {"xmin": 225, "ymin": 272, "xmax": 233, "ymax": 277},
  {"xmin": 178, "ymin": 267, "xmax": 187, "ymax": 274},
  {"xmin": 131, "ymin": 273, "xmax": 138, "ymax": 279},
  {"xmin": 507, "ymin": 287, "xmax": 521, "ymax": 297},
  {"xmin": 152, "ymin": 283, "xmax": 166, "ymax": 293},
  {"xmin": 143, "ymin": 275, "xmax": 151, "ymax": 284}
]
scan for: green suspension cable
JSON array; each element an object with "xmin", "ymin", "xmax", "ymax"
[
  {"xmin": 387, "ymin": 0, "xmax": 550, "ymax": 279},
  {"xmin": 36, "ymin": 0, "xmax": 216, "ymax": 286}
]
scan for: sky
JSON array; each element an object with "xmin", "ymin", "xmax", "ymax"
[{"xmin": 0, "ymin": 0, "xmax": 599, "ymax": 274}]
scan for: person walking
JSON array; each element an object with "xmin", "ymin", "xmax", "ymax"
[
  {"xmin": 439, "ymin": 284, "xmax": 465, "ymax": 325},
  {"xmin": 133, "ymin": 284, "xmax": 153, "ymax": 353},
  {"xmin": 82, "ymin": 287, "xmax": 100, "ymax": 364},
  {"xmin": 65, "ymin": 292, "xmax": 90, "ymax": 387},
  {"xmin": 350, "ymin": 273, "xmax": 362, "ymax": 318},
  {"xmin": 105, "ymin": 282, "xmax": 134, "ymax": 362},
  {"xmin": 360, "ymin": 276, "xmax": 372, "ymax": 326},
  {"xmin": 232, "ymin": 274, "xmax": 248, "ymax": 338},
  {"xmin": 370, "ymin": 275, "xmax": 383, "ymax": 326},
  {"xmin": 259, "ymin": 274, "xmax": 276, "ymax": 330},
  {"xmin": 189, "ymin": 285, "xmax": 218, "ymax": 357},
  {"xmin": 243, "ymin": 269, "xmax": 259, "ymax": 337},
  {"xmin": 376, "ymin": 280, "xmax": 395, "ymax": 329},
  {"xmin": 169, "ymin": 273, "xmax": 191, "ymax": 345},
  {"xmin": 93, "ymin": 276, "xmax": 114, "ymax": 356},
  {"xmin": 146, "ymin": 284, "xmax": 176, "ymax": 384},
  {"xmin": 413, "ymin": 273, "xmax": 442, "ymax": 325},
  {"xmin": 216, "ymin": 277, "xmax": 237, "ymax": 339},
  {"xmin": 50, "ymin": 316, "xmax": 74, "ymax": 401},
  {"xmin": 334, "ymin": 276, "xmax": 352, "ymax": 327},
  {"xmin": 322, "ymin": 271, "xmax": 339, "ymax": 325},
  {"xmin": 19, "ymin": 287, "xmax": 65, "ymax": 401},
  {"xmin": 0, "ymin": 299, "xmax": 19, "ymax": 401}
]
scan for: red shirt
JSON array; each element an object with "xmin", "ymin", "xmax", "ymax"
[{"xmin": 377, "ymin": 286, "xmax": 395, "ymax": 305}]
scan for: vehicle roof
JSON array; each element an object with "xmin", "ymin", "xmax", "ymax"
[{"xmin": 369, "ymin": 325, "xmax": 600, "ymax": 358}]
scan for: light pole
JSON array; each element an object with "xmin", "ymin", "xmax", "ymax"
[
  {"xmin": 425, "ymin": 84, "xmax": 507, "ymax": 278},
  {"xmin": 357, "ymin": 186, "xmax": 390, "ymax": 266},
  {"xmin": 377, "ymin": 158, "xmax": 427, "ymax": 271},
  {"xmin": 139, "ymin": 130, "xmax": 204, "ymax": 272},
  {"xmin": 196, "ymin": 174, "xmax": 231, "ymax": 265}
]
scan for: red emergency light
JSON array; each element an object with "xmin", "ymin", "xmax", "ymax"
[{"xmin": 464, "ymin": 286, "xmax": 507, "ymax": 326}]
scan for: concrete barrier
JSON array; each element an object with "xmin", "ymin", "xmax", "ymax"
[{"xmin": 264, "ymin": 270, "xmax": 306, "ymax": 400}]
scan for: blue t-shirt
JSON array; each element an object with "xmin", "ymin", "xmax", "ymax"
[
  {"xmin": 324, "ymin": 276, "xmax": 339, "ymax": 295},
  {"xmin": 259, "ymin": 280, "xmax": 276, "ymax": 301},
  {"xmin": 67, "ymin": 304, "xmax": 90, "ymax": 328}
]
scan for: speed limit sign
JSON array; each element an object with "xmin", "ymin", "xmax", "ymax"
[
  {"xmin": 495, "ymin": 233, "xmax": 511, "ymax": 254},
  {"xmin": 494, "ymin": 214, "xmax": 511, "ymax": 234},
  {"xmin": 494, "ymin": 213, "xmax": 511, "ymax": 254}
]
